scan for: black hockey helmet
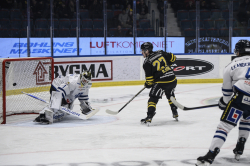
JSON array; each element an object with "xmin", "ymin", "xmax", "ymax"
[
  {"xmin": 80, "ymin": 70, "xmax": 91, "ymax": 87},
  {"xmin": 234, "ymin": 40, "xmax": 250, "ymax": 56},
  {"xmin": 140, "ymin": 42, "xmax": 153, "ymax": 53}
]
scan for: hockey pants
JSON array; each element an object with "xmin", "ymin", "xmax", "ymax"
[
  {"xmin": 147, "ymin": 80, "xmax": 177, "ymax": 116},
  {"xmin": 209, "ymin": 92, "xmax": 250, "ymax": 151}
]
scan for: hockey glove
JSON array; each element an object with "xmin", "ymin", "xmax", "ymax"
[
  {"xmin": 80, "ymin": 101, "xmax": 92, "ymax": 115},
  {"xmin": 144, "ymin": 82, "xmax": 153, "ymax": 89},
  {"xmin": 218, "ymin": 97, "xmax": 226, "ymax": 110}
]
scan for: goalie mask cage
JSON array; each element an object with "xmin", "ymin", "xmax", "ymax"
[{"xmin": 0, "ymin": 57, "xmax": 54, "ymax": 124}]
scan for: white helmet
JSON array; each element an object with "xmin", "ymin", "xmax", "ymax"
[{"xmin": 80, "ymin": 70, "xmax": 91, "ymax": 87}]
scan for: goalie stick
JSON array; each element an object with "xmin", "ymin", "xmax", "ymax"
[
  {"xmin": 21, "ymin": 91, "xmax": 49, "ymax": 104},
  {"xmin": 21, "ymin": 91, "xmax": 99, "ymax": 119},
  {"xmin": 170, "ymin": 96, "xmax": 218, "ymax": 111},
  {"xmin": 106, "ymin": 87, "xmax": 146, "ymax": 115}
]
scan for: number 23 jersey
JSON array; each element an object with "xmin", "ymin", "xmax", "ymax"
[{"xmin": 143, "ymin": 50, "xmax": 177, "ymax": 86}]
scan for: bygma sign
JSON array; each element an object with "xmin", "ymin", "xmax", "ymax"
[
  {"xmin": 172, "ymin": 58, "xmax": 214, "ymax": 76},
  {"xmin": 54, "ymin": 61, "xmax": 112, "ymax": 81}
]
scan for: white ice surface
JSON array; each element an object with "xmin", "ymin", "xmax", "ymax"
[{"xmin": 0, "ymin": 83, "xmax": 249, "ymax": 166}]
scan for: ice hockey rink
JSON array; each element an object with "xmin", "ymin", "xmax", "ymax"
[{"xmin": 0, "ymin": 83, "xmax": 249, "ymax": 166}]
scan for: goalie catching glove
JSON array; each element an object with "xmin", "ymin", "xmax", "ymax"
[
  {"xmin": 80, "ymin": 101, "xmax": 93, "ymax": 115},
  {"xmin": 218, "ymin": 97, "xmax": 226, "ymax": 110}
]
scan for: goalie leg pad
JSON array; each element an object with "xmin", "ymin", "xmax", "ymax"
[
  {"xmin": 53, "ymin": 110, "xmax": 66, "ymax": 122},
  {"xmin": 50, "ymin": 91, "xmax": 62, "ymax": 110},
  {"xmin": 44, "ymin": 107, "xmax": 54, "ymax": 124},
  {"xmin": 34, "ymin": 107, "xmax": 54, "ymax": 124}
]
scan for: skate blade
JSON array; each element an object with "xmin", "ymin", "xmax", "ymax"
[
  {"xmin": 140, "ymin": 122, "xmax": 151, "ymax": 126},
  {"xmin": 195, "ymin": 160, "xmax": 210, "ymax": 166},
  {"xmin": 235, "ymin": 154, "xmax": 240, "ymax": 161},
  {"xmin": 41, "ymin": 120, "xmax": 50, "ymax": 124},
  {"xmin": 175, "ymin": 117, "xmax": 178, "ymax": 121}
]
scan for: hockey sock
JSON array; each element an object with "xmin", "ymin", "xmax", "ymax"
[
  {"xmin": 238, "ymin": 119, "xmax": 250, "ymax": 141},
  {"xmin": 209, "ymin": 121, "xmax": 234, "ymax": 151},
  {"xmin": 147, "ymin": 96, "xmax": 158, "ymax": 115},
  {"xmin": 148, "ymin": 101, "xmax": 156, "ymax": 114}
]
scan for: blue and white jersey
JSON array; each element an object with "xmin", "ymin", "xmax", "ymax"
[
  {"xmin": 222, "ymin": 55, "xmax": 250, "ymax": 103},
  {"xmin": 51, "ymin": 74, "xmax": 92, "ymax": 104}
]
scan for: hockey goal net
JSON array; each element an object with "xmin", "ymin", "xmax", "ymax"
[{"xmin": 0, "ymin": 57, "xmax": 54, "ymax": 124}]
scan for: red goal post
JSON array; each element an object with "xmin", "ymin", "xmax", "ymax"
[{"xmin": 0, "ymin": 57, "xmax": 54, "ymax": 124}]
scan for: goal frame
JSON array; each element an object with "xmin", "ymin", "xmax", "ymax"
[{"xmin": 1, "ymin": 57, "xmax": 54, "ymax": 124}]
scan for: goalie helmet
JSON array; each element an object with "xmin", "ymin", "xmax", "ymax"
[
  {"xmin": 141, "ymin": 42, "xmax": 153, "ymax": 53},
  {"xmin": 234, "ymin": 40, "xmax": 250, "ymax": 56},
  {"xmin": 80, "ymin": 70, "xmax": 91, "ymax": 87}
]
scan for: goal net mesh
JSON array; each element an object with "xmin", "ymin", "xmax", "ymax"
[{"xmin": 0, "ymin": 57, "xmax": 54, "ymax": 124}]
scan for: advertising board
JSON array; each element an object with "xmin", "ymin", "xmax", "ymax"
[
  {"xmin": 0, "ymin": 37, "xmax": 185, "ymax": 58},
  {"xmin": 185, "ymin": 37, "xmax": 230, "ymax": 53},
  {"xmin": 53, "ymin": 56, "xmax": 141, "ymax": 81}
]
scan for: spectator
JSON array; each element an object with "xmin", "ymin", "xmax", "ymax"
[
  {"xmin": 43, "ymin": 1, "xmax": 51, "ymax": 19},
  {"xmin": 80, "ymin": 0, "xmax": 89, "ymax": 9},
  {"xmin": 157, "ymin": 0, "xmax": 165, "ymax": 27},
  {"xmin": 118, "ymin": 9, "xmax": 132, "ymax": 28},
  {"xmin": 19, "ymin": 0, "xmax": 28, "ymax": 10},
  {"xmin": 33, "ymin": 1, "xmax": 46, "ymax": 19},
  {"xmin": 170, "ymin": 0, "xmax": 184, "ymax": 13},
  {"xmin": 1, "ymin": 0, "xmax": 13, "ymax": 9},
  {"xmin": 58, "ymin": 2, "xmax": 70, "ymax": 18},
  {"xmin": 89, "ymin": 0, "xmax": 102, "ymax": 19},
  {"xmin": 237, "ymin": 0, "xmax": 250, "ymax": 25},
  {"xmin": 184, "ymin": 0, "xmax": 195, "ymax": 10},
  {"xmin": 112, "ymin": 0, "xmax": 123, "ymax": 10},
  {"xmin": 127, "ymin": 9, "xmax": 133, "ymax": 27},
  {"xmin": 114, "ymin": 25, "xmax": 124, "ymax": 37},
  {"xmin": 137, "ymin": 0, "xmax": 148, "ymax": 19},
  {"xmin": 123, "ymin": 0, "xmax": 133, "ymax": 9},
  {"xmin": 200, "ymin": 0, "xmax": 210, "ymax": 10},
  {"xmin": 68, "ymin": 0, "xmax": 76, "ymax": 18},
  {"xmin": 125, "ymin": 4, "xmax": 132, "ymax": 14},
  {"xmin": 125, "ymin": 28, "xmax": 133, "ymax": 37},
  {"xmin": 208, "ymin": 0, "xmax": 219, "ymax": 9}
]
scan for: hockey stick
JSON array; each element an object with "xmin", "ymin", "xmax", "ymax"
[
  {"xmin": 21, "ymin": 91, "xmax": 99, "ymax": 119},
  {"xmin": 106, "ymin": 87, "xmax": 146, "ymax": 115},
  {"xmin": 21, "ymin": 91, "xmax": 49, "ymax": 104},
  {"xmin": 170, "ymin": 96, "xmax": 218, "ymax": 111}
]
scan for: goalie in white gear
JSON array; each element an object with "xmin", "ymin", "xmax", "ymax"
[
  {"xmin": 34, "ymin": 70, "xmax": 94, "ymax": 124},
  {"xmin": 196, "ymin": 40, "xmax": 250, "ymax": 166}
]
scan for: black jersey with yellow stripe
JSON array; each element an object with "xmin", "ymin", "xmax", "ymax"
[{"xmin": 143, "ymin": 50, "xmax": 176, "ymax": 86}]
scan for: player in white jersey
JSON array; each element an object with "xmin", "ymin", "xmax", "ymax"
[
  {"xmin": 196, "ymin": 40, "xmax": 250, "ymax": 166},
  {"xmin": 34, "ymin": 70, "xmax": 96, "ymax": 124}
]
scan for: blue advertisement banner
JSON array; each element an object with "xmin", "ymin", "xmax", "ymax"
[
  {"xmin": 231, "ymin": 37, "xmax": 250, "ymax": 53},
  {"xmin": 0, "ymin": 37, "xmax": 249, "ymax": 58},
  {"xmin": 0, "ymin": 37, "xmax": 185, "ymax": 58}
]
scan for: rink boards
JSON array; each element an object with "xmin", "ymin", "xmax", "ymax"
[
  {"xmin": 2, "ymin": 54, "xmax": 232, "ymax": 95},
  {"xmin": 53, "ymin": 54, "xmax": 233, "ymax": 86}
]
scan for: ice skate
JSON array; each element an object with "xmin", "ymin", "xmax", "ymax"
[
  {"xmin": 33, "ymin": 114, "xmax": 50, "ymax": 124},
  {"xmin": 233, "ymin": 137, "xmax": 246, "ymax": 161},
  {"xmin": 171, "ymin": 107, "xmax": 178, "ymax": 121},
  {"xmin": 141, "ymin": 112, "xmax": 156, "ymax": 126},
  {"xmin": 196, "ymin": 148, "xmax": 220, "ymax": 166},
  {"xmin": 33, "ymin": 114, "xmax": 42, "ymax": 123}
]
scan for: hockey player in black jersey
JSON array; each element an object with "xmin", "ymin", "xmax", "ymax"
[
  {"xmin": 140, "ymin": 42, "xmax": 178, "ymax": 126},
  {"xmin": 196, "ymin": 40, "xmax": 250, "ymax": 166}
]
